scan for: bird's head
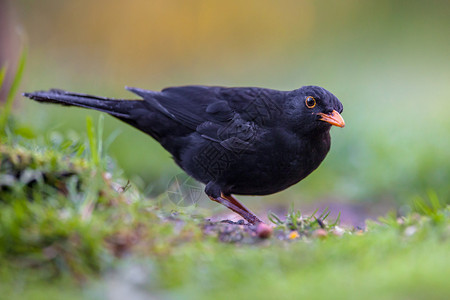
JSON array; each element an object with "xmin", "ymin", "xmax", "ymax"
[{"xmin": 285, "ymin": 85, "xmax": 345, "ymax": 135}]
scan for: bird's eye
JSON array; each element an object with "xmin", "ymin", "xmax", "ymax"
[{"xmin": 305, "ymin": 96, "xmax": 316, "ymax": 108}]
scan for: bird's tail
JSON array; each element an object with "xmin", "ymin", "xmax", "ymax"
[{"xmin": 23, "ymin": 89, "xmax": 141, "ymax": 119}]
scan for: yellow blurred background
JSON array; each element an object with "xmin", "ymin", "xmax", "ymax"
[{"xmin": 8, "ymin": 0, "xmax": 448, "ymax": 89}]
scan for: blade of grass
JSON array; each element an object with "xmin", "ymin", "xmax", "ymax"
[
  {"xmin": 330, "ymin": 212, "xmax": 341, "ymax": 227},
  {"xmin": 86, "ymin": 116, "xmax": 99, "ymax": 166},
  {"xmin": 268, "ymin": 212, "xmax": 283, "ymax": 225},
  {"xmin": 0, "ymin": 65, "xmax": 7, "ymax": 92},
  {"xmin": 0, "ymin": 67, "xmax": 6, "ymax": 146},
  {"xmin": 318, "ymin": 207, "xmax": 330, "ymax": 220},
  {"xmin": 104, "ymin": 129, "xmax": 121, "ymax": 153},
  {"xmin": 0, "ymin": 49, "xmax": 27, "ymax": 135},
  {"xmin": 427, "ymin": 189, "xmax": 441, "ymax": 212},
  {"xmin": 97, "ymin": 114, "xmax": 104, "ymax": 160},
  {"xmin": 308, "ymin": 208, "xmax": 319, "ymax": 221},
  {"xmin": 414, "ymin": 197, "xmax": 432, "ymax": 216},
  {"xmin": 322, "ymin": 210, "xmax": 331, "ymax": 221}
]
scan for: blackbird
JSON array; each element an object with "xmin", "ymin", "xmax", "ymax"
[{"xmin": 24, "ymin": 85, "xmax": 344, "ymax": 224}]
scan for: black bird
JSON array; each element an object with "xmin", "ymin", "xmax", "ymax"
[{"xmin": 24, "ymin": 85, "xmax": 344, "ymax": 224}]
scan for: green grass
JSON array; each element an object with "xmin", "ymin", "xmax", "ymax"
[
  {"xmin": 1, "ymin": 125, "xmax": 449, "ymax": 299},
  {"xmin": 0, "ymin": 48, "xmax": 27, "ymax": 135}
]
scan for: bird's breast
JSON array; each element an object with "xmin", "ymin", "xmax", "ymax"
[{"xmin": 222, "ymin": 131, "xmax": 331, "ymax": 195}]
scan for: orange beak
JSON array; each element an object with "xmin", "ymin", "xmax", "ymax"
[{"xmin": 317, "ymin": 110, "xmax": 345, "ymax": 128}]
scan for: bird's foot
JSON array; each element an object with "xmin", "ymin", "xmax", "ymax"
[{"xmin": 208, "ymin": 194, "xmax": 262, "ymax": 225}]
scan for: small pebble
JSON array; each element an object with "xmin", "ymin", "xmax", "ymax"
[
  {"xmin": 332, "ymin": 226, "xmax": 345, "ymax": 236},
  {"xmin": 256, "ymin": 223, "xmax": 273, "ymax": 239},
  {"xmin": 313, "ymin": 228, "xmax": 328, "ymax": 239},
  {"xmin": 404, "ymin": 226, "xmax": 417, "ymax": 237}
]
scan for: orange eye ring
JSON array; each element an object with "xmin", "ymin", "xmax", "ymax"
[{"xmin": 305, "ymin": 96, "xmax": 316, "ymax": 108}]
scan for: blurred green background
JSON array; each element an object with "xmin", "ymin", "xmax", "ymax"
[{"xmin": 2, "ymin": 0, "xmax": 450, "ymax": 211}]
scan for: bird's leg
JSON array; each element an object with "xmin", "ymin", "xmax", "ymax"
[
  {"xmin": 221, "ymin": 193, "xmax": 261, "ymax": 220},
  {"xmin": 222, "ymin": 194, "xmax": 263, "ymax": 224},
  {"xmin": 208, "ymin": 194, "xmax": 262, "ymax": 224},
  {"xmin": 205, "ymin": 182, "xmax": 262, "ymax": 224}
]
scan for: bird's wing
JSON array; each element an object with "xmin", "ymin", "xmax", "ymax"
[
  {"xmin": 126, "ymin": 85, "xmax": 284, "ymax": 152},
  {"xmin": 196, "ymin": 119, "xmax": 261, "ymax": 153},
  {"xmin": 217, "ymin": 87, "xmax": 284, "ymax": 126},
  {"xmin": 127, "ymin": 86, "xmax": 228, "ymax": 129}
]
